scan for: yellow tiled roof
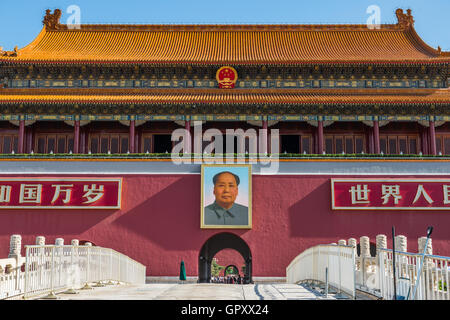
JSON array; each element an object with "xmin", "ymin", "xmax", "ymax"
[
  {"xmin": 0, "ymin": 88, "xmax": 448, "ymax": 104},
  {"xmin": 1, "ymin": 23, "xmax": 448, "ymax": 64}
]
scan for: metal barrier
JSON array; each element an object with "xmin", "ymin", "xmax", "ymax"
[
  {"xmin": 0, "ymin": 244, "xmax": 146, "ymax": 299},
  {"xmin": 378, "ymin": 248, "xmax": 450, "ymax": 300},
  {"xmin": 286, "ymin": 244, "xmax": 356, "ymax": 299}
]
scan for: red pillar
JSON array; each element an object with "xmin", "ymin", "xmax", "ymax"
[
  {"xmin": 135, "ymin": 132, "xmax": 139, "ymax": 154},
  {"xmin": 373, "ymin": 120, "xmax": 380, "ymax": 154},
  {"xmin": 74, "ymin": 120, "xmax": 80, "ymax": 154},
  {"xmin": 422, "ymin": 129, "xmax": 429, "ymax": 155},
  {"xmin": 80, "ymin": 128, "xmax": 85, "ymax": 154},
  {"xmin": 129, "ymin": 120, "xmax": 135, "ymax": 153},
  {"xmin": 368, "ymin": 129, "xmax": 374, "ymax": 154},
  {"xmin": 317, "ymin": 120, "xmax": 324, "ymax": 154},
  {"xmin": 18, "ymin": 119, "xmax": 25, "ymax": 153},
  {"xmin": 429, "ymin": 120, "xmax": 437, "ymax": 155},
  {"xmin": 26, "ymin": 127, "xmax": 33, "ymax": 153}
]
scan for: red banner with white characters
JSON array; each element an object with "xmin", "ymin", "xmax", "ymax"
[
  {"xmin": 332, "ymin": 179, "xmax": 450, "ymax": 210},
  {"xmin": 0, "ymin": 178, "xmax": 122, "ymax": 209}
]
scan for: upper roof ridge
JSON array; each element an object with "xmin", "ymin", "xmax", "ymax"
[{"xmin": 42, "ymin": 8, "xmax": 408, "ymax": 32}]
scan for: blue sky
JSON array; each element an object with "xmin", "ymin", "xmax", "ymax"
[{"xmin": 0, "ymin": 0, "xmax": 449, "ymax": 51}]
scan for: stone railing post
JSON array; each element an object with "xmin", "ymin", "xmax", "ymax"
[
  {"xmin": 418, "ymin": 236, "xmax": 432, "ymax": 255},
  {"xmin": 81, "ymin": 242, "xmax": 93, "ymax": 290},
  {"xmin": 395, "ymin": 235, "xmax": 407, "ymax": 252},
  {"xmin": 55, "ymin": 238, "xmax": 64, "ymax": 287},
  {"xmin": 8, "ymin": 234, "xmax": 22, "ymax": 259},
  {"xmin": 418, "ymin": 236, "xmax": 434, "ymax": 272},
  {"xmin": 36, "ymin": 236, "xmax": 45, "ymax": 246},
  {"xmin": 65, "ymin": 239, "xmax": 80, "ymax": 294},
  {"xmin": 360, "ymin": 236, "xmax": 371, "ymax": 286},
  {"xmin": 348, "ymin": 238, "xmax": 357, "ymax": 251},
  {"xmin": 376, "ymin": 234, "xmax": 387, "ymax": 264},
  {"xmin": 9, "ymin": 234, "xmax": 22, "ymax": 291},
  {"xmin": 338, "ymin": 239, "xmax": 346, "ymax": 246},
  {"xmin": 348, "ymin": 238, "xmax": 357, "ymax": 264},
  {"xmin": 360, "ymin": 236, "xmax": 371, "ymax": 258},
  {"xmin": 376, "ymin": 234, "xmax": 387, "ymax": 252},
  {"xmin": 347, "ymin": 238, "xmax": 357, "ymax": 265},
  {"xmin": 35, "ymin": 236, "xmax": 45, "ymax": 288},
  {"xmin": 394, "ymin": 235, "xmax": 407, "ymax": 277}
]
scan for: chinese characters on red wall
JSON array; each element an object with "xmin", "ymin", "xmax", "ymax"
[
  {"xmin": 332, "ymin": 179, "xmax": 450, "ymax": 210},
  {"xmin": 0, "ymin": 178, "xmax": 122, "ymax": 209}
]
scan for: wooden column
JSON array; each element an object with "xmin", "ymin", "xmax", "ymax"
[
  {"xmin": 80, "ymin": 128, "xmax": 85, "ymax": 154},
  {"xmin": 74, "ymin": 120, "xmax": 80, "ymax": 154},
  {"xmin": 429, "ymin": 120, "xmax": 437, "ymax": 155},
  {"xmin": 18, "ymin": 119, "xmax": 25, "ymax": 153},
  {"xmin": 422, "ymin": 128, "xmax": 429, "ymax": 155},
  {"xmin": 368, "ymin": 129, "xmax": 374, "ymax": 154},
  {"xmin": 373, "ymin": 120, "xmax": 380, "ymax": 154},
  {"xmin": 26, "ymin": 127, "xmax": 33, "ymax": 153},
  {"xmin": 135, "ymin": 131, "xmax": 139, "ymax": 154},
  {"xmin": 317, "ymin": 120, "xmax": 324, "ymax": 154},
  {"xmin": 129, "ymin": 120, "xmax": 135, "ymax": 153}
]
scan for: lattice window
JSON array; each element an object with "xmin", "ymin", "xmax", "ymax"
[
  {"xmin": 89, "ymin": 134, "xmax": 129, "ymax": 154},
  {"xmin": 35, "ymin": 134, "xmax": 74, "ymax": 153},
  {"xmin": 379, "ymin": 135, "xmax": 419, "ymax": 154},
  {"xmin": 436, "ymin": 135, "xmax": 450, "ymax": 155},
  {"xmin": 324, "ymin": 135, "xmax": 365, "ymax": 154},
  {"xmin": 0, "ymin": 135, "xmax": 18, "ymax": 154}
]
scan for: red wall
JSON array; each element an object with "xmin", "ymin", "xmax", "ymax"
[{"xmin": 0, "ymin": 173, "xmax": 449, "ymax": 277}]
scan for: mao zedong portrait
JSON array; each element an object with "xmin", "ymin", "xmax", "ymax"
[{"xmin": 204, "ymin": 171, "xmax": 248, "ymax": 226}]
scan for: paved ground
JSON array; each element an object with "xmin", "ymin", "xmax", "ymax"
[{"xmin": 45, "ymin": 282, "xmax": 352, "ymax": 300}]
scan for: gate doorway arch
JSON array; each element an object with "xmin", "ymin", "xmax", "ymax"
[
  {"xmin": 198, "ymin": 232, "xmax": 252, "ymax": 283},
  {"xmin": 223, "ymin": 265, "xmax": 240, "ymax": 276}
]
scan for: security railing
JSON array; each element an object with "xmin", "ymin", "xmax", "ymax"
[
  {"xmin": 286, "ymin": 244, "xmax": 356, "ymax": 299},
  {"xmin": 378, "ymin": 248, "xmax": 450, "ymax": 300},
  {"xmin": 0, "ymin": 242, "xmax": 146, "ymax": 300}
]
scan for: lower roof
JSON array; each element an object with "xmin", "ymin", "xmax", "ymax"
[{"xmin": 0, "ymin": 88, "xmax": 448, "ymax": 105}]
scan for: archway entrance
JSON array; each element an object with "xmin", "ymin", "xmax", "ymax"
[
  {"xmin": 198, "ymin": 232, "xmax": 252, "ymax": 283},
  {"xmin": 223, "ymin": 265, "xmax": 240, "ymax": 277}
]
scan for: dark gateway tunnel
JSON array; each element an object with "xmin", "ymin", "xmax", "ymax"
[{"xmin": 198, "ymin": 232, "xmax": 252, "ymax": 283}]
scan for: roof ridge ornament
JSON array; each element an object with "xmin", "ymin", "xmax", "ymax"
[
  {"xmin": 395, "ymin": 8, "xmax": 414, "ymax": 29},
  {"xmin": 1, "ymin": 46, "xmax": 18, "ymax": 57},
  {"xmin": 43, "ymin": 9, "xmax": 62, "ymax": 30}
]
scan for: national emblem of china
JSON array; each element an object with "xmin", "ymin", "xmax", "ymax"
[{"xmin": 216, "ymin": 66, "xmax": 238, "ymax": 89}]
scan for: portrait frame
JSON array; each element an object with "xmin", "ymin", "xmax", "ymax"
[{"xmin": 201, "ymin": 164, "xmax": 252, "ymax": 229}]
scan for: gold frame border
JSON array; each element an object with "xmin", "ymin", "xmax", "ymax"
[{"xmin": 201, "ymin": 164, "xmax": 252, "ymax": 229}]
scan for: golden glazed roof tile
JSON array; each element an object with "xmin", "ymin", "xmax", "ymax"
[
  {"xmin": 0, "ymin": 88, "xmax": 448, "ymax": 104},
  {"xmin": 0, "ymin": 9, "xmax": 448, "ymax": 64}
]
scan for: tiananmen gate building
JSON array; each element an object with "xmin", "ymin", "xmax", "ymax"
[{"xmin": 0, "ymin": 8, "xmax": 449, "ymax": 283}]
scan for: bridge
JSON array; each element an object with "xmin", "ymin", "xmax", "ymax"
[{"xmin": 1, "ymin": 233, "xmax": 448, "ymax": 300}]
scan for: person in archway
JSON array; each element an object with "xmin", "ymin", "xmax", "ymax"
[{"xmin": 204, "ymin": 171, "xmax": 248, "ymax": 226}]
